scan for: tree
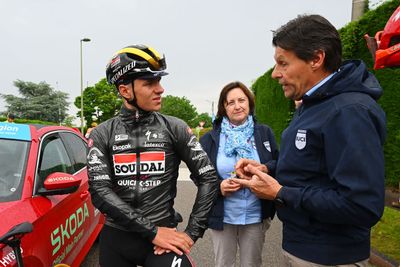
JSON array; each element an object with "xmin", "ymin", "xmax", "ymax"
[
  {"xmin": 191, "ymin": 112, "xmax": 212, "ymax": 128},
  {"xmin": 1, "ymin": 80, "xmax": 69, "ymax": 123},
  {"xmin": 160, "ymin": 95, "xmax": 198, "ymax": 125},
  {"xmin": 74, "ymin": 78, "xmax": 122, "ymax": 126}
]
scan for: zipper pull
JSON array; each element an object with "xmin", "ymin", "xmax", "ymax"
[{"xmin": 135, "ymin": 110, "xmax": 139, "ymax": 122}]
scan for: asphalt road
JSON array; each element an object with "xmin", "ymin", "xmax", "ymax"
[{"xmin": 81, "ymin": 166, "xmax": 285, "ymax": 267}]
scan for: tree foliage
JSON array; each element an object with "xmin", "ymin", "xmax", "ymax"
[
  {"xmin": 340, "ymin": 0, "xmax": 400, "ymax": 187},
  {"xmin": 1, "ymin": 80, "xmax": 69, "ymax": 123},
  {"xmin": 160, "ymin": 95, "xmax": 198, "ymax": 126},
  {"xmin": 74, "ymin": 78, "xmax": 122, "ymax": 126},
  {"xmin": 252, "ymin": 69, "xmax": 293, "ymax": 144},
  {"xmin": 191, "ymin": 112, "xmax": 212, "ymax": 128}
]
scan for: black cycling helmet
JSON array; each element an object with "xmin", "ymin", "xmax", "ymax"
[
  {"xmin": 106, "ymin": 44, "xmax": 168, "ymax": 86},
  {"xmin": 145, "ymin": 252, "xmax": 195, "ymax": 267}
]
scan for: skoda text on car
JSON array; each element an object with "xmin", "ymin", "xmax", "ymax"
[{"xmin": 0, "ymin": 123, "xmax": 104, "ymax": 267}]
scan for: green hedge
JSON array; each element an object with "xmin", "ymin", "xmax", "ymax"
[
  {"xmin": 252, "ymin": 69, "xmax": 294, "ymax": 144},
  {"xmin": 0, "ymin": 117, "xmax": 58, "ymax": 125},
  {"xmin": 252, "ymin": 0, "xmax": 400, "ymax": 187}
]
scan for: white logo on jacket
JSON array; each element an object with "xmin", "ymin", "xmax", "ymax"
[
  {"xmin": 187, "ymin": 136, "xmax": 203, "ymax": 151},
  {"xmin": 115, "ymin": 134, "xmax": 128, "ymax": 141},
  {"xmin": 263, "ymin": 141, "xmax": 271, "ymax": 152},
  {"xmin": 295, "ymin": 129, "xmax": 307, "ymax": 150},
  {"xmin": 88, "ymin": 147, "xmax": 104, "ymax": 164}
]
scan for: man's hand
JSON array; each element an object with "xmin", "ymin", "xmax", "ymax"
[
  {"xmin": 235, "ymin": 158, "xmax": 268, "ymax": 180},
  {"xmin": 232, "ymin": 164, "xmax": 281, "ymax": 200},
  {"xmin": 152, "ymin": 227, "xmax": 194, "ymax": 255},
  {"xmin": 220, "ymin": 178, "xmax": 241, "ymax": 196}
]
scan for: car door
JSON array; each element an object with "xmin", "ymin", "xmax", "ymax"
[
  {"xmin": 30, "ymin": 132, "xmax": 86, "ymax": 266},
  {"xmin": 59, "ymin": 131, "xmax": 103, "ymax": 265}
]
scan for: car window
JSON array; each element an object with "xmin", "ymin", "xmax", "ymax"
[
  {"xmin": 36, "ymin": 134, "xmax": 73, "ymax": 191},
  {"xmin": 60, "ymin": 132, "xmax": 87, "ymax": 173},
  {"xmin": 0, "ymin": 139, "xmax": 29, "ymax": 202}
]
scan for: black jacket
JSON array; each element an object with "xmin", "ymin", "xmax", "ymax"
[
  {"xmin": 87, "ymin": 106, "xmax": 219, "ymax": 242},
  {"xmin": 199, "ymin": 120, "xmax": 279, "ymax": 230}
]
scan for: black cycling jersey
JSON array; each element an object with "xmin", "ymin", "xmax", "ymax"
[{"xmin": 87, "ymin": 105, "xmax": 219, "ymax": 242}]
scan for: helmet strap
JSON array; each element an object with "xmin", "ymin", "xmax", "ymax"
[{"xmin": 124, "ymin": 81, "xmax": 145, "ymax": 112}]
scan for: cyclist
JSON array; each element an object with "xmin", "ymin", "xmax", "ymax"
[{"xmin": 87, "ymin": 44, "xmax": 219, "ymax": 267}]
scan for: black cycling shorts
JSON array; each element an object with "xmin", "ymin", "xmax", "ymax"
[{"xmin": 99, "ymin": 225, "xmax": 153, "ymax": 267}]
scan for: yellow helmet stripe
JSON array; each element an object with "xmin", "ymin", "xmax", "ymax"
[
  {"xmin": 147, "ymin": 46, "xmax": 162, "ymax": 60},
  {"xmin": 117, "ymin": 47, "xmax": 160, "ymax": 69}
]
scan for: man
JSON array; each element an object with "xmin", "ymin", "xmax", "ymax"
[
  {"xmin": 233, "ymin": 15, "xmax": 386, "ymax": 266},
  {"xmin": 4, "ymin": 113, "xmax": 15, "ymax": 123},
  {"xmin": 87, "ymin": 44, "xmax": 218, "ymax": 267}
]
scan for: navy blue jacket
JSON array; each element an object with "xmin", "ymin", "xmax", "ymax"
[
  {"xmin": 199, "ymin": 120, "xmax": 279, "ymax": 230},
  {"xmin": 277, "ymin": 60, "xmax": 386, "ymax": 265}
]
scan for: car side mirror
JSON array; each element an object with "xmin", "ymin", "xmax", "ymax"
[{"xmin": 38, "ymin": 172, "xmax": 82, "ymax": 196}]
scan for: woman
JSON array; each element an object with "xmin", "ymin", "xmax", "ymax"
[{"xmin": 200, "ymin": 81, "xmax": 278, "ymax": 267}]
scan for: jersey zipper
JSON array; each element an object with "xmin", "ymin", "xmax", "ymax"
[{"xmin": 133, "ymin": 110, "xmax": 141, "ymax": 208}]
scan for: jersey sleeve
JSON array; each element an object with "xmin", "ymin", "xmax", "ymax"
[{"xmin": 171, "ymin": 121, "xmax": 219, "ymax": 242}]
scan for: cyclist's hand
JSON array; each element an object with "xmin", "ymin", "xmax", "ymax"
[
  {"xmin": 152, "ymin": 227, "xmax": 194, "ymax": 255},
  {"xmin": 153, "ymin": 245, "xmax": 171, "ymax": 255}
]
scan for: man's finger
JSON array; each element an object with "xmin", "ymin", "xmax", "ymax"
[
  {"xmin": 231, "ymin": 177, "xmax": 251, "ymax": 187},
  {"xmin": 247, "ymin": 165, "xmax": 271, "ymax": 181}
]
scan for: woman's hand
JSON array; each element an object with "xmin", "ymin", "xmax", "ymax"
[{"xmin": 220, "ymin": 178, "xmax": 242, "ymax": 196}]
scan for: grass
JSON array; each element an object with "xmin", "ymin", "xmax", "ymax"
[{"xmin": 371, "ymin": 206, "xmax": 400, "ymax": 263}]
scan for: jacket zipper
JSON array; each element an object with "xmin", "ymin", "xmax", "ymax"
[{"xmin": 133, "ymin": 110, "xmax": 141, "ymax": 208}]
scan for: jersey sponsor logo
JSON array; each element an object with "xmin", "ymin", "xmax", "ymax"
[
  {"xmin": 113, "ymin": 151, "xmax": 165, "ymax": 175},
  {"xmin": 198, "ymin": 164, "xmax": 214, "ymax": 175},
  {"xmin": 144, "ymin": 142, "xmax": 165, "ymax": 148},
  {"xmin": 93, "ymin": 174, "xmax": 110, "ymax": 181},
  {"xmin": 263, "ymin": 141, "xmax": 271, "ymax": 152},
  {"xmin": 145, "ymin": 130, "xmax": 164, "ymax": 141},
  {"xmin": 112, "ymin": 143, "xmax": 132, "ymax": 151},
  {"xmin": 88, "ymin": 164, "xmax": 107, "ymax": 171},
  {"xmin": 295, "ymin": 129, "xmax": 307, "ymax": 150},
  {"xmin": 117, "ymin": 179, "xmax": 161, "ymax": 187},
  {"xmin": 115, "ymin": 134, "xmax": 129, "ymax": 141},
  {"xmin": 187, "ymin": 136, "xmax": 203, "ymax": 151},
  {"xmin": 191, "ymin": 152, "xmax": 207, "ymax": 161},
  {"xmin": 87, "ymin": 147, "xmax": 104, "ymax": 164}
]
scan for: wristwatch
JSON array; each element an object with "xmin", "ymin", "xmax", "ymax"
[{"xmin": 274, "ymin": 187, "xmax": 286, "ymax": 208}]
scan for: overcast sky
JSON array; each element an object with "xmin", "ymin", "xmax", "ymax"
[{"xmin": 0, "ymin": 0, "xmax": 356, "ymax": 119}]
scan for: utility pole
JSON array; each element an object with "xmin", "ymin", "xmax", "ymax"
[{"xmin": 351, "ymin": 0, "xmax": 367, "ymax": 21}]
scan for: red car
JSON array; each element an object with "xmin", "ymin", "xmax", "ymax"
[{"xmin": 0, "ymin": 123, "xmax": 103, "ymax": 267}]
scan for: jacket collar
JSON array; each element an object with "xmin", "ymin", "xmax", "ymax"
[{"xmin": 119, "ymin": 104, "xmax": 153, "ymax": 126}]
